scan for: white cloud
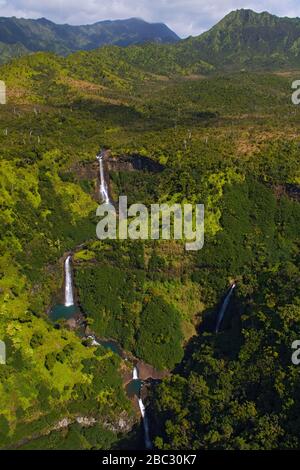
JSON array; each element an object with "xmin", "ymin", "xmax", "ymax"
[{"xmin": 0, "ymin": 0, "xmax": 299, "ymax": 37}]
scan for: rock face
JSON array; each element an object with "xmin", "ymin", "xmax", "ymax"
[
  {"xmin": 73, "ymin": 161, "xmax": 99, "ymax": 180},
  {"xmin": 136, "ymin": 361, "xmax": 170, "ymax": 381},
  {"xmin": 53, "ymin": 413, "xmax": 135, "ymax": 434},
  {"xmin": 106, "ymin": 154, "xmax": 165, "ymax": 173},
  {"xmin": 72, "ymin": 154, "xmax": 164, "ymax": 178},
  {"xmin": 76, "ymin": 416, "xmax": 97, "ymax": 426},
  {"xmin": 53, "ymin": 418, "xmax": 72, "ymax": 430},
  {"xmin": 103, "ymin": 410, "xmax": 137, "ymax": 434},
  {"xmin": 71, "ymin": 153, "xmax": 164, "ymax": 205},
  {"xmin": 65, "ymin": 318, "xmax": 77, "ymax": 330}
]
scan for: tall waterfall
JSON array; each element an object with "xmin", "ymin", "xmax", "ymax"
[
  {"xmin": 64, "ymin": 255, "xmax": 74, "ymax": 307},
  {"xmin": 138, "ymin": 399, "xmax": 152, "ymax": 450},
  {"xmin": 132, "ymin": 367, "xmax": 152, "ymax": 450},
  {"xmin": 96, "ymin": 153, "xmax": 110, "ymax": 204},
  {"xmin": 215, "ymin": 283, "xmax": 236, "ymax": 333},
  {"xmin": 133, "ymin": 366, "xmax": 139, "ymax": 380}
]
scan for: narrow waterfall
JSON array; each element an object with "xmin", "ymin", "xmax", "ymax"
[
  {"xmin": 138, "ymin": 399, "xmax": 152, "ymax": 450},
  {"xmin": 215, "ymin": 283, "xmax": 236, "ymax": 333},
  {"xmin": 64, "ymin": 255, "xmax": 74, "ymax": 307},
  {"xmin": 96, "ymin": 153, "xmax": 110, "ymax": 204},
  {"xmin": 132, "ymin": 367, "xmax": 152, "ymax": 450},
  {"xmin": 133, "ymin": 366, "xmax": 139, "ymax": 380}
]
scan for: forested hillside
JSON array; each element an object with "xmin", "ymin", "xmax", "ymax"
[
  {"xmin": 3, "ymin": 9, "xmax": 300, "ymax": 73},
  {"xmin": 0, "ymin": 29, "xmax": 299, "ymax": 449},
  {"xmin": 0, "ymin": 16, "xmax": 179, "ymax": 64},
  {"xmin": 180, "ymin": 9, "xmax": 300, "ymax": 70}
]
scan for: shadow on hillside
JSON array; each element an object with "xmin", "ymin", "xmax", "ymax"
[
  {"xmin": 111, "ymin": 422, "xmax": 145, "ymax": 450},
  {"xmin": 72, "ymin": 97, "xmax": 142, "ymax": 124},
  {"xmin": 173, "ymin": 295, "xmax": 243, "ymax": 376}
]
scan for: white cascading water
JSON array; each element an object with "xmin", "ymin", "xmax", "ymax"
[
  {"xmin": 87, "ymin": 335, "xmax": 100, "ymax": 346},
  {"xmin": 215, "ymin": 283, "xmax": 236, "ymax": 333},
  {"xmin": 133, "ymin": 366, "xmax": 139, "ymax": 380},
  {"xmin": 138, "ymin": 399, "xmax": 152, "ymax": 450},
  {"xmin": 64, "ymin": 255, "xmax": 74, "ymax": 307},
  {"xmin": 96, "ymin": 153, "xmax": 110, "ymax": 204},
  {"xmin": 132, "ymin": 367, "xmax": 152, "ymax": 450}
]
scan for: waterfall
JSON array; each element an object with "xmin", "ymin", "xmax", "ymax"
[
  {"xmin": 133, "ymin": 366, "xmax": 139, "ymax": 380},
  {"xmin": 64, "ymin": 255, "xmax": 74, "ymax": 307},
  {"xmin": 96, "ymin": 153, "xmax": 110, "ymax": 204},
  {"xmin": 87, "ymin": 335, "xmax": 100, "ymax": 346},
  {"xmin": 138, "ymin": 398, "xmax": 152, "ymax": 450},
  {"xmin": 215, "ymin": 283, "xmax": 236, "ymax": 333},
  {"xmin": 132, "ymin": 367, "xmax": 152, "ymax": 450}
]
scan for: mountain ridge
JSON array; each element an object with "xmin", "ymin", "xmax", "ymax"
[
  {"xmin": 2, "ymin": 9, "xmax": 300, "ymax": 71},
  {"xmin": 0, "ymin": 16, "xmax": 179, "ymax": 63},
  {"xmin": 185, "ymin": 8, "xmax": 300, "ymax": 70}
]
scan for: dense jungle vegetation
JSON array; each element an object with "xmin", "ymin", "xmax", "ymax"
[{"xmin": 0, "ymin": 33, "xmax": 299, "ymax": 450}]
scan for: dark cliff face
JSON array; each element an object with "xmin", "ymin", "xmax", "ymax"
[
  {"xmin": 106, "ymin": 154, "xmax": 165, "ymax": 173},
  {"xmin": 70, "ymin": 154, "xmax": 164, "ymax": 206},
  {"xmin": 72, "ymin": 154, "xmax": 164, "ymax": 178}
]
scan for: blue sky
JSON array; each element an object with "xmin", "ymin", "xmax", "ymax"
[{"xmin": 0, "ymin": 0, "xmax": 300, "ymax": 37}]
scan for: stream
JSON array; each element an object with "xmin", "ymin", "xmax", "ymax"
[
  {"xmin": 51, "ymin": 249, "xmax": 154, "ymax": 450},
  {"xmin": 49, "ymin": 149, "xmax": 237, "ymax": 450}
]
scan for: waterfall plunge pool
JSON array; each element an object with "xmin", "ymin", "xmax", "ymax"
[
  {"xmin": 126, "ymin": 379, "xmax": 143, "ymax": 398},
  {"xmin": 50, "ymin": 304, "xmax": 78, "ymax": 322}
]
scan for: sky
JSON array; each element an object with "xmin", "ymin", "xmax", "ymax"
[{"xmin": 0, "ymin": 0, "xmax": 300, "ymax": 37}]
